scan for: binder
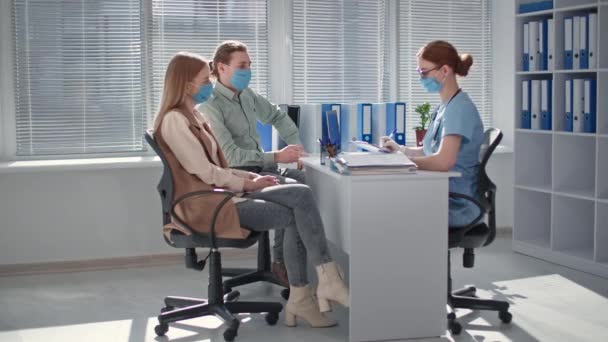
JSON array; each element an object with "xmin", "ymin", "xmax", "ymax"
[
  {"xmin": 357, "ymin": 103, "xmax": 373, "ymax": 143},
  {"xmin": 547, "ymin": 18, "xmax": 554, "ymax": 70},
  {"xmin": 299, "ymin": 103, "xmax": 322, "ymax": 153},
  {"xmin": 321, "ymin": 103, "xmax": 342, "ymax": 149},
  {"xmin": 539, "ymin": 19, "xmax": 547, "ymax": 70},
  {"xmin": 584, "ymin": 79, "xmax": 596, "ymax": 133},
  {"xmin": 572, "ymin": 78, "xmax": 584, "ymax": 133},
  {"xmin": 589, "ymin": 13, "xmax": 597, "ymax": 69},
  {"xmin": 523, "ymin": 23, "xmax": 530, "ymax": 71},
  {"xmin": 565, "ymin": 79, "xmax": 573, "ymax": 132},
  {"xmin": 326, "ymin": 110, "xmax": 341, "ymax": 147},
  {"xmin": 541, "ymin": 79, "xmax": 552, "ymax": 130},
  {"xmin": 564, "ymin": 17, "xmax": 573, "ymax": 69},
  {"xmin": 277, "ymin": 105, "xmax": 301, "ymax": 149},
  {"xmin": 256, "ymin": 121, "xmax": 273, "ymax": 152},
  {"xmin": 573, "ymin": 16, "xmax": 580, "ymax": 70},
  {"xmin": 529, "ymin": 21, "xmax": 538, "ymax": 71},
  {"xmin": 371, "ymin": 103, "xmax": 386, "ymax": 146},
  {"xmin": 580, "ymin": 15, "xmax": 588, "ymax": 69},
  {"xmin": 385, "ymin": 102, "xmax": 407, "ymax": 145},
  {"xmin": 519, "ymin": 0, "xmax": 553, "ymax": 14},
  {"xmin": 521, "ymin": 80, "xmax": 531, "ymax": 129},
  {"xmin": 531, "ymin": 80, "xmax": 541, "ymax": 130}
]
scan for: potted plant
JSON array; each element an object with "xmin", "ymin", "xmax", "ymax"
[{"xmin": 414, "ymin": 102, "xmax": 432, "ymax": 147}]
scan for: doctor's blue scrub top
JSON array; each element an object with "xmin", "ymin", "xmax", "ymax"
[{"xmin": 422, "ymin": 90, "xmax": 484, "ymax": 228}]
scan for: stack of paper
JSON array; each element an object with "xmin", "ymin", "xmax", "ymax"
[{"xmin": 332, "ymin": 152, "xmax": 417, "ymax": 175}]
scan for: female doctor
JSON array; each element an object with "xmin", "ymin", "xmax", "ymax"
[{"xmin": 381, "ymin": 40, "xmax": 484, "ymax": 228}]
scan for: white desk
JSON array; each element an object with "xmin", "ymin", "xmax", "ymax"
[{"xmin": 301, "ymin": 157, "xmax": 459, "ymax": 342}]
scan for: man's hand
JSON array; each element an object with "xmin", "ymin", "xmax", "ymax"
[
  {"xmin": 274, "ymin": 144, "xmax": 305, "ymax": 163},
  {"xmin": 243, "ymin": 175, "xmax": 280, "ymax": 192}
]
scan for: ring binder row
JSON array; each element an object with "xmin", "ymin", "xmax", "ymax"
[
  {"xmin": 564, "ymin": 13, "xmax": 597, "ymax": 70},
  {"xmin": 522, "ymin": 18, "xmax": 554, "ymax": 71}
]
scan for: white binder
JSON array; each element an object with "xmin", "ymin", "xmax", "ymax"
[
  {"xmin": 529, "ymin": 21, "xmax": 538, "ymax": 71},
  {"xmin": 572, "ymin": 79, "xmax": 584, "ymax": 132},
  {"xmin": 371, "ymin": 103, "xmax": 386, "ymax": 146},
  {"xmin": 573, "ymin": 16, "xmax": 580, "ymax": 69},
  {"xmin": 523, "ymin": 23, "xmax": 529, "ymax": 70},
  {"xmin": 298, "ymin": 104, "xmax": 322, "ymax": 153},
  {"xmin": 589, "ymin": 13, "xmax": 597, "ymax": 69},
  {"xmin": 564, "ymin": 17, "xmax": 573, "ymax": 69},
  {"xmin": 539, "ymin": 20, "xmax": 545, "ymax": 70},
  {"xmin": 531, "ymin": 80, "xmax": 541, "ymax": 130},
  {"xmin": 547, "ymin": 18, "xmax": 554, "ymax": 70}
]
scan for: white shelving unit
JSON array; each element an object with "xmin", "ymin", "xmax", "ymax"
[{"xmin": 514, "ymin": 0, "xmax": 608, "ymax": 278}]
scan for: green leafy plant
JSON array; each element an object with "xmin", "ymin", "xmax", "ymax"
[{"xmin": 414, "ymin": 102, "xmax": 432, "ymax": 131}]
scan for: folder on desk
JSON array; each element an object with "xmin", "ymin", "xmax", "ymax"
[
  {"xmin": 540, "ymin": 20, "xmax": 547, "ymax": 70},
  {"xmin": 529, "ymin": 21, "xmax": 539, "ymax": 71},
  {"xmin": 565, "ymin": 79, "xmax": 573, "ymax": 132},
  {"xmin": 541, "ymin": 79, "xmax": 552, "ymax": 130},
  {"xmin": 580, "ymin": 15, "xmax": 588, "ymax": 69},
  {"xmin": 322, "ymin": 103, "xmax": 342, "ymax": 148},
  {"xmin": 573, "ymin": 78, "xmax": 585, "ymax": 133},
  {"xmin": 521, "ymin": 80, "xmax": 531, "ymax": 129},
  {"xmin": 564, "ymin": 17, "xmax": 573, "ymax": 69},
  {"xmin": 386, "ymin": 102, "xmax": 406, "ymax": 145},
  {"xmin": 573, "ymin": 16, "xmax": 580, "ymax": 70},
  {"xmin": 256, "ymin": 121, "xmax": 273, "ymax": 152},
  {"xmin": 357, "ymin": 103, "xmax": 373, "ymax": 143},
  {"xmin": 547, "ymin": 18, "xmax": 554, "ymax": 70},
  {"xmin": 584, "ymin": 78, "xmax": 596, "ymax": 133},
  {"xmin": 531, "ymin": 80, "xmax": 541, "ymax": 130},
  {"xmin": 523, "ymin": 23, "xmax": 530, "ymax": 71},
  {"xmin": 589, "ymin": 13, "xmax": 597, "ymax": 69}
]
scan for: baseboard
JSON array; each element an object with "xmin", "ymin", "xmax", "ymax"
[
  {"xmin": 0, "ymin": 247, "xmax": 258, "ymax": 277},
  {"xmin": 496, "ymin": 226, "xmax": 513, "ymax": 237}
]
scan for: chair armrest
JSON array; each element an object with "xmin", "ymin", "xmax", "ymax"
[
  {"xmin": 448, "ymin": 192, "xmax": 486, "ymax": 230},
  {"xmin": 170, "ymin": 189, "xmax": 236, "ymax": 248}
]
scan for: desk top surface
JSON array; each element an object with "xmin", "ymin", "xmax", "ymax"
[{"xmin": 300, "ymin": 157, "xmax": 460, "ymax": 181}]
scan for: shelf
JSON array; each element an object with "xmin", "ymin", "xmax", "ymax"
[
  {"xmin": 601, "ymin": 6, "xmax": 608, "ymax": 69},
  {"xmin": 553, "ymin": 131, "xmax": 597, "ymax": 137},
  {"xmin": 552, "ymin": 195, "xmax": 594, "ymax": 257},
  {"xmin": 596, "ymin": 202, "xmax": 608, "ymax": 262},
  {"xmin": 554, "ymin": 69, "xmax": 599, "ymax": 74},
  {"xmin": 598, "ymin": 73, "xmax": 608, "ymax": 134},
  {"xmin": 553, "ymin": 189, "xmax": 596, "ymax": 201},
  {"xmin": 515, "ymin": 132, "xmax": 552, "ymax": 188},
  {"xmin": 597, "ymin": 139, "xmax": 608, "ymax": 198},
  {"xmin": 515, "ymin": 184, "xmax": 553, "ymax": 194},
  {"xmin": 514, "ymin": 188, "xmax": 552, "ymax": 246},
  {"xmin": 554, "ymin": 2, "xmax": 598, "ymax": 13},
  {"xmin": 553, "ymin": 134, "xmax": 596, "ymax": 195},
  {"xmin": 516, "ymin": 70, "xmax": 554, "ymax": 75},
  {"xmin": 516, "ymin": 128, "xmax": 553, "ymax": 135},
  {"xmin": 516, "ymin": 9, "xmax": 554, "ymax": 18}
]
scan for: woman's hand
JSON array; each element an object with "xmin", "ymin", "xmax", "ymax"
[
  {"xmin": 244, "ymin": 175, "xmax": 280, "ymax": 192},
  {"xmin": 380, "ymin": 136, "xmax": 402, "ymax": 153}
]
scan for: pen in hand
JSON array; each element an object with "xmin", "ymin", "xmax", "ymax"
[{"xmin": 388, "ymin": 128, "xmax": 397, "ymax": 141}]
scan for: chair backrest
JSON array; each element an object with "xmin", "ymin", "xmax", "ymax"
[
  {"xmin": 476, "ymin": 128, "xmax": 503, "ymax": 246},
  {"xmin": 144, "ymin": 130, "xmax": 174, "ymax": 226}
]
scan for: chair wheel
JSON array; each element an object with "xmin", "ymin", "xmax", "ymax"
[
  {"xmin": 223, "ymin": 327, "xmax": 238, "ymax": 341},
  {"xmin": 448, "ymin": 320, "xmax": 462, "ymax": 335},
  {"xmin": 280, "ymin": 288, "xmax": 290, "ymax": 300},
  {"xmin": 265, "ymin": 312, "xmax": 279, "ymax": 325},
  {"xmin": 154, "ymin": 323, "xmax": 169, "ymax": 336},
  {"xmin": 499, "ymin": 311, "xmax": 512, "ymax": 323},
  {"xmin": 224, "ymin": 290, "xmax": 240, "ymax": 302},
  {"xmin": 160, "ymin": 306, "xmax": 174, "ymax": 313}
]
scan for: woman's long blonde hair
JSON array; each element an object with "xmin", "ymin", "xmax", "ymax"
[{"xmin": 153, "ymin": 52, "xmax": 208, "ymax": 130}]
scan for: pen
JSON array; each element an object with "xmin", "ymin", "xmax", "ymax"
[{"xmin": 388, "ymin": 128, "xmax": 397, "ymax": 141}]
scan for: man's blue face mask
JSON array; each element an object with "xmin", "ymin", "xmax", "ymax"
[
  {"xmin": 192, "ymin": 82, "xmax": 213, "ymax": 104},
  {"xmin": 227, "ymin": 66, "xmax": 252, "ymax": 91}
]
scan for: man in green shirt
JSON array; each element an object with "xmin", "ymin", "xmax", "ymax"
[{"xmin": 198, "ymin": 41, "xmax": 306, "ymax": 287}]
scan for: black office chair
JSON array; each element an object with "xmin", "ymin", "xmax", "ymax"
[
  {"xmin": 446, "ymin": 128, "xmax": 512, "ymax": 335},
  {"xmin": 145, "ymin": 130, "xmax": 283, "ymax": 342}
]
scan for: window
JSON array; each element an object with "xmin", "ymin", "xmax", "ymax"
[
  {"xmin": 398, "ymin": 0, "xmax": 492, "ymax": 145},
  {"xmin": 151, "ymin": 0, "xmax": 269, "ymax": 109},
  {"xmin": 292, "ymin": 0, "xmax": 389, "ymax": 104},
  {"xmin": 13, "ymin": 0, "xmax": 146, "ymax": 156}
]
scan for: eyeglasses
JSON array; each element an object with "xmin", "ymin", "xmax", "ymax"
[{"xmin": 416, "ymin": 66, "xmax": 441, "ymax": 77}]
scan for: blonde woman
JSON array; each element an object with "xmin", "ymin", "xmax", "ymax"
[{"xmin": 152, "ymin": 52, "xmax": 349, "ymax": 328}]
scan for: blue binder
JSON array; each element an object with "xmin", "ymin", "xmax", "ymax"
[
  {"xmin": 357, "ymin": 103, "xmax": 373, "ymax": 143},
  {"xmin": 523, "ymin": 23, "xmax": 530, "ymax": 71},
  {"xmin": 564, "ymin": 79, "xmax": 573, "ymax": 132},
  {"xmin": 321, "ymin": 103, "xmax": 342, "ymax": 149},
  {"xmin": 584, "ymin": 78, "xmax": 596, "ymax": 133},
  {"xmin": 540, "ymin": 19, "xmax": 549, "ymax": 70},
  {"xmin": 541, "ymin": 79, "xmax": 552, "ymax": 130},
  {"xmin": 521, "ymin": 80, "xmax": 531, "ymax": 129},
  {"xmin": 256, "ymin": 121, "xmax": 273, "ymax": 152},
  {"xmin": 564, "ymin": 17, "xmax": 573, "ymax": 70},
  {"xmin": 519, "ymin": 0, "xmax": 553, "ymax": 13},
  {"xmin": 580, "ymin": 15, "xmax": 589, "ymax": 69},
  {"xmin": 385, "ymin": 102, "xmax": 406, "ymax": 145}
]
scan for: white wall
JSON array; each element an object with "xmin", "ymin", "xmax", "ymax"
[{"xmin": 0, "ymin": 0, "xmax": 517, "ymax": 265}]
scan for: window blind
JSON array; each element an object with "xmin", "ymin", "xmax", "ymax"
[
  {"xmin": 151, "ymin": 0, "xmax": 269, "ymax": 111},
  {"xmin": 292, "ymin": 0, "xmax": 389, "ymax": 104},
  {"xmin": 398, "ymin": 0, "xmax": 492, "ymax": 145},
  {"xmin": 13, "ymin": 0, "xmax": 146, "ymax": 156}
]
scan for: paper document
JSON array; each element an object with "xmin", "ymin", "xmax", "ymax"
[
  {"xmin": 350, "ymin": 140, "xmax": 390, "ymax": 153},
  {"xmin": 337, "ymin": 152, "xmax": 417, "ymax": 168}
]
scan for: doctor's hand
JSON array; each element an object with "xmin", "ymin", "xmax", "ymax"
[
  {"xmin": 244, "ymin": 175, "xmax": 280, "ymax": 192},
  {"xmin": 380, "ymin": 136, "xmax": 402, "ymax": 153}
]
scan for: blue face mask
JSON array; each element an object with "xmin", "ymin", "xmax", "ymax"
[
  {"xmin": 229, "ymin": 68, "xmax": 252, "ymax": 91},
  {"xmin": 420, "ymin": 76, "xmax": 442, "ymax": 93},
  {"xmin": 192, "ymin": 82, "xmax": 213, "ymax": 104}
]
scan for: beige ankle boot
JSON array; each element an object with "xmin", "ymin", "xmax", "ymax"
[
  {"xmin": 316, "ymin": 261, "xmax": 350, "ymax": 312},
  {"xmin": 284, "ymin": 285, "xmax": 337, "ymax": 328}
]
